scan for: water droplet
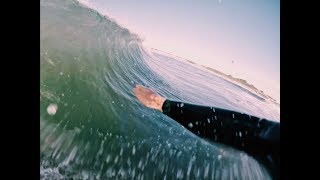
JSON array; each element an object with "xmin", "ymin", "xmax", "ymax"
[
  {"xmin": 138, "ymin": 160, "xmax": 142, "ymax": 168},
  {"xmin": 188, "ymin": 123, "xmax": 193, "ymax": 128},
  {"xmin": 239, "ymin": 132, "xmax": 242, "ymax": 137},
  {"xmin": 106, "ymin": 155, "xmax": 111, "ymax": 163},
  {"xmin": 180, "ymin": 103, "xmax": 184, "ymax": 107},
  {"xmin": 176, "ymin": 169, "xmax": 184, "ymax": 179},
  {"xmin": 121, "ymin": 104, "xmax": 123, "ymax": 107},
  {"xmin": 47, "ymin": 104, "xmax": 58, "ymax": 115},
  {"xmin": 207, "ymin": 118, "xmax": 210, "ymax": 123},
  {"xmin": 62, "ymin": 93, "xmax": 64, "ymax": 97},
  {"xmin": 60, "ymin": 72, "xmax": 63, "ymax": 76},
  {"xmin": 112, "ymin": 101, "xmax": 114, "ymax": 104},
  {"xmin": 232, "ymin": 114, "xmax": 235, "ymax": 118},
  {"xmin": 114, "ymin": 156, "xmax": 119, "ymax": 163},
  {"xmin": 177, "ymin": 151, "xmax": 182, "ymax": 157},
  {"xmin": 218, "ymin": 155, "xmax": 222, "ymax": 160},
  {"xmin": 204, "ymin": 163, "xmax": 210, "ymax": 178},
  {"xmin": 132, "ymin": 145, "xmax": 136, "ymax": 155},
  {"xmin": 127, "ymin": 158, "xmax": 131, "ymax": 166}
]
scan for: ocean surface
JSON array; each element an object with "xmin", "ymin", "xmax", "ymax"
[{"xmin": 40, "ymin": 0, "xmax": 280, "ymax": 179}]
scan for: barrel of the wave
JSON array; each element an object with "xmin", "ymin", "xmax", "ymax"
[{"xmin": 40, "ymin": 0, "xmax": 276, "ymax": 179}]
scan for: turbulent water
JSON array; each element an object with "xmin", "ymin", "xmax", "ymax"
[{"xmin": 40, "ymin": 0, "xmax": 280, "ymax": 179}]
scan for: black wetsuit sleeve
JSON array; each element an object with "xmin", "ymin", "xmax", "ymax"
[{"xmin": 162, "ymin": 99, "xmax": 280, "ymax": 179}]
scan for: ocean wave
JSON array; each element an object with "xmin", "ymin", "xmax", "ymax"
[{"xmin": 40, "ymin": 0, "xmax": 276, "ymax": 179}]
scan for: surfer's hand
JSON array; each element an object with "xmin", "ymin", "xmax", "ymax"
[{"xmin": 133, "ymin": 84, "xmax": 166, "ymax": 112}]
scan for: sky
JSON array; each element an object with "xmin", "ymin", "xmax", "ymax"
[{"xmin": 80, "ymin": 0, "xmax": 280, "ymax": 102}]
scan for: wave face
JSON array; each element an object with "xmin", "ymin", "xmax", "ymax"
[{"xmin": 40, "ymin": 0, "xmax": 279, "ymax": 179}]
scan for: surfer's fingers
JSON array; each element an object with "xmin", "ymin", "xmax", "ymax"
[
  {"xmin": 134, "ymin": 85, "xmax": 156, "ymax": 100},
  {"xmin": 136, "ymin": 84, "xmax": 145, "ymax": 89},
  {"xmin": 137, "ymin": 86, "xmax": 151, "ymax": 94},
  {"xmin": 135, "ymin": 84, "xmax": 141, "ymax": 88},
  {"xmin": 133, "ymin": 85, "xmax": 144, "ymax": 92},
  {"xmin": 137, "ymin": 85, "xmax": 153, "ymax": 92},
  {"xmin": 134, "ymin": 85, "xmax": 144, "ymax": 92},
  {"xmin": 136, "ymin": 84, "xmax": 153, "ymax": 93},
  {"xmin": 132, "ymin": 87, "xmax": 140, "ymax": 96}
]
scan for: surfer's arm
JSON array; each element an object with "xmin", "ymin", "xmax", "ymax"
[
  {"xmin": 161, "ymin": 99, "xmax": 280, "ymax": 179},
  {"xmin": 162, "ymin": 99, "xmax": 279, "ymax": 148},
  {"xmin": 133, "ymin": 84, "xmax": 280, "ymax": 179},
  {"xmin": 133, "ymin": 84, "xmax": 279, "ymax": 146}
]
